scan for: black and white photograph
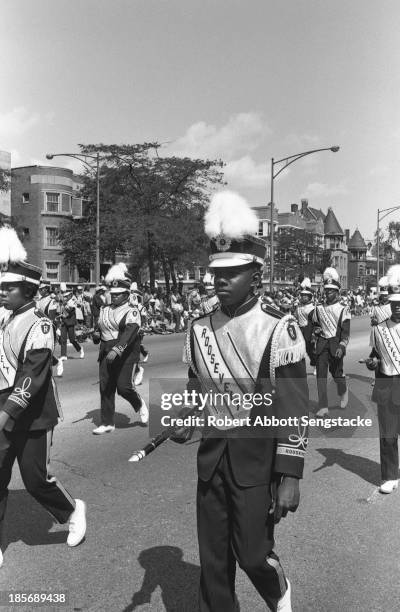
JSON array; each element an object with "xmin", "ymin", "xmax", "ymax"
[{"xmin": 0, "ymin": 1, "xmax": 399, "ymax": 610}]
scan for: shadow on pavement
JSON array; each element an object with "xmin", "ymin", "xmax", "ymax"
[
  {"xmin": 73, "ymin": 409, "xmax": 146, "ymax": 429},
  {"xmin": 3, "ymin": 489, "xmax": 67, "ymax": 551},
  {"xmin": 314, "ymin": 448, "xmax": 381, "ymax": 485},
  {"xmin": 122, "ymin": 546, "xmax": 200, "ymax": 612}
]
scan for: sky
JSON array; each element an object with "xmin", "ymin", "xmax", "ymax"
[{"xmin": 1, "ymin": 0, "xmax": 400, "ymax": 239}]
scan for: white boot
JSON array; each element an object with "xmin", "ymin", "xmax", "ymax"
[
  {"xmin": 67, "ymin": 499, "xmax": 87, "ymax": 547},
  {"xmin": 379, "ymin": 480, "xmax": 399, "ymax": 494},
  {"xmin": 315, "ymin": 407, "xmax": 329, "ymax": 417},
  {"xmin": 277, "ymin": 579, "xmax": 292, "ymax": 612},
  {"xmin": 79, "ymin": 347, "xmax": 85, "ymax": 359},
  {"xmin": 139, "ymin": 398, "xmax": 149, "ymax": 424},
  {"xmin": 55, "ymin": 359, "xmax": 64, "ymax": 377},
  {"xmin": 339, "ymin": 387, "xmax": 348, "ymax": 409},
  {"xmin": 92, "ymin": 424, "xmax": 115, "ymax": 435},
  {"xmin": 134, "ymin": 365, "xmax": 144, "ymax": 386},
  {"xmin": 0, "ymin": 548, "xmax": 3, "ymax": 568}
]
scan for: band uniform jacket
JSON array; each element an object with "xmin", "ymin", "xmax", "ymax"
[
  {"xmin": 312, "ymin": 301, "xmax": 351, "ymax": 357},
  {"xmin": 36, "ymin": 295, "xmax": 59, "ymax": 322},
  {"xmin": 0, "ymin": 302, "xmax": 61, "ymax": 432},
  {"xmin": 185, "ymin": 296, "xmax": 309, "ymax": 487},
  {"xmin": 94, "ymin": 300, "xmax": 141, "ymax": 362},
  {"xmin": 369, "ymin": 318, "xmax": 400, "ymax": 406},
  {"xmin": 295, "ymin": 302, "xmax": 314, "ymax": 342}
]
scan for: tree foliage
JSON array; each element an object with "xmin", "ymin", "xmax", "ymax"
[
  {"xmin": 0, "ymin": 168, "xmax": 10, "ymax": 193},
  {"xmin": 57, "ymin": 143, "xmax": 224, "ymax": 288}
]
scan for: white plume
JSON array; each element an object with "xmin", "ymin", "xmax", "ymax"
[
  {"xmin": 301, "ymin": 277, "xmax": 312, "ymax": 289},
  {"xmin": 105, "ymin": 263, "xmax": 128, "ymax": 283},
  {"xmin": 0, "ymin": 227, "xmax": 27, "ymax": 265},
  {"xmin": 60, "ymin": 282, "xmax": 67, "ymax": 292},
  {"xmin": 117, "ymin": 262, "xmax": 128, "ymax": 273},
  {"xmin": 323, "ymin": 267, "xmax": 339, "ymax": 282},
  {"xmin": 386, "ymin": 265, "xmax": 400, "ymax": 287},
  {"xmin": 204, "ymin": 191, "xmax": 258, "ymax": 239},
  {"xmin": 130, "ymin": 281, "xmax": 138, "ymax": 291},
  {"xmin": 378, "ymin": 275, "xmax": 389, "ymax": 288}
]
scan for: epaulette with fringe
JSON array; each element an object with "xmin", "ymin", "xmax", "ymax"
[
  {"xmin": 269, "ymin": 314, "xmax": 306, "ymax": 386},
  {"xmin": 260, "ymin": 302, "xmax": 283, "ymax": 319}
]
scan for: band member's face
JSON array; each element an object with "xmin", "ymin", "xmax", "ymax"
[
  {"xmin": 379, "ymin": 293, "xmax": 389, "ymax": 304},
  {"xmin": 213, "ymin": 265, "xmax": 258, "ymax": 307},
  {"xmin": 111, "ymin": 292, "xmax": 128, "ymax": 307},
  {"xmin": 300, "ymin": 294, "xmax": 312, "ymax": 305},
  {"xmin": 1, "ymin": 283, "xmax": 30, "ymax": 311},
  {"xmin": 325, "ymin": 288, "xmax": 339, "ymax": 304},
  {"xmin": 39, "ymin": 287, "xmax": 48, "ymax": 297},
  {"xmin": 390, "ymin": 300, "xmax": 400, "ymax": 320}
]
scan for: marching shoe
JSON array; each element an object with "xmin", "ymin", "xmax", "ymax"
[
  {"xmin": 313, "ymin": 368, "xmax": 317, "ymax": 376},
  {"xmin": 339, "ymin": 388, "xmax": 349, "ymax": 409},
  {"xmin": 139, "ymin": 399, "xmax": 149, "ymax": 424},
  {"xmin": 315, "ymin": 407, "xmax": 329, "ymax": 417},
  {"xmin": 379, "ymin": 480, "xmax": 398, "ymax": 494},
  {"xmin": 79, "ymin": 347, "xmax": 85, "ymax": 359},
  {"xmin": 55, "ymin": 359, "xmax": 64, "ymax": 377},
  {"xmin": 134, "ymin": 366, "xmax": 144, "ymax": 386},
  {"xmin": 67, "ymin": 499, "xmax": 87, "ymax": 547},
  {"xmin": 142, "ymin": 352, "xmax": 149, "ymax": 363},
  {"xmin": 0, "ymin": 548, "xmax": 3, "ymax": 568},
  {"xmin": 92, "ymin": 424, "xmax": 115, "ymax": 435},
  {"xmin": 277, "ymin": 579, "xmax": 292, "ymax": 612}
]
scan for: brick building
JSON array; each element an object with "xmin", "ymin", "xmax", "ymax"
[{"xmin": 11, "ymin": 165, "xmax": 86, "ymax": 283}]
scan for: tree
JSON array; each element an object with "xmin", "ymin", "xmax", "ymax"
[
  {"xmin": 0, "ymin": 167, "xmax": 10, "ymax": 193},
  {"xmin": 276, "ymin": 227, "xmax": 324, "ymax": 280},
  {"xmin": 57, "ymin": 143, "xmax": 224, "ymax": 289}
]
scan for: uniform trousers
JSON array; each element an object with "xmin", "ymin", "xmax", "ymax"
[
  {"xmin": 316, "ymin": 347, "xmax": 346, "ymax": 408},
  {"xmin": 377, "ymin": 399, "xmax": 400, "ymax": 480},
  {"xmin": 197, "ymin": 448, "xmax": 287, "ymax": 612},
  {"xmin": 60, "ymin": 324, "xmax": 81, "ymax": 357},
  {"xmin": 0, "ymin": 428, "xmax": 75, "ymax": 538},
  {"xmin": 99, "ymin": 354, "xmax": 142, "ymax": 426}
]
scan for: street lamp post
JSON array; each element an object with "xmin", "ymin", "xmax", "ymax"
[
  {"xmin": 376, "ymin": 205, "xmax": 400, "ymax": 291},
  {"xmin": 269, "ymin": 145, "xmax": 340, "ymax": 293},
  {"xmin": 46, "ymin": 151, "xmax": 101, "ymax": 284}
]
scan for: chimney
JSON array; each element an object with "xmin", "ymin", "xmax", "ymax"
[
  {"xmin": 345, "ymin": 229, "xmax": 350, "ymax": 244},
  {"xmin": 291, "ymin": 203, "xmax": 298, "ymax": 213},
  {"xmin": 301, "ymin": 199, "xmax": 308, "ymax": 214}
]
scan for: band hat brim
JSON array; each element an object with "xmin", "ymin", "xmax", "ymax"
[
  {"xmin": 109, "ymin": 287, "xmax": 130, "ymax": 294},
  {"xmin": 388, "ymin": 294, "xmax": 400, "ymax": 302},
  {"xmin": 0, "ymin": 272, "xmax": 41, "ymax": 285},
  {"xmin": 379, "ymin": 290, "xmax": 388, "ymax": 295},
  {"xmin": 324, "ymin": 283, "xmax": 340, "ymax": 290},
  {"xmin": 209, "ymin": 253, "xmax": 265, "ymax": 268},
  {"xmin": 300, "ymin": 289, "xmax": 313, "ymax": 295}
]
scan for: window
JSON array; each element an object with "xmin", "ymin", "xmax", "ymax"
[
  {"xmin": 22, "ymin": 193, "xmax": 30, "ymax": 203},
  {"xmin": 61, "ymin": 193, "xmax": 71, "ymax": 213},
  {"xmin": 22, "ymin": 227, "xmax": 30, "ymax": 237},
  {"xmin": 258, "ymin": 221, "xmax": 263, "ymax": 236},
  {"xmin": 46, "ymin": 192, "xmax": 60, "ymax": 212},
  {"xmin": 45, "ymin": 261, "xmax": 60, "ymax": 281},
  {"xmin": 45, "ymin": 227, "xmax": 59, "ymax": 248}
]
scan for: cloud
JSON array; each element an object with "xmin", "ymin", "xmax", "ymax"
[
  {"xmin": 224, "ymin": 155, "xmax": 267, "ymax": 189},
  {"xmin": 169, "ymin": 112, "xmax": 270, "ymax": 161},
  {"xmin": 0, "ymin": 107, "xmax": 42, "ymax": 141},
  {"xmin": 303, "ymin": 182, "xmax": 348, "ymax": 198},
  {"xmin": 369, "ymin": 165, "xmax": 390, "ymax": 178}
]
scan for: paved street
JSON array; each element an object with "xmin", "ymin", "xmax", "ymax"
[{"xmin": 0, "ymin": 317, "xmax": 398, "ymax": 612}]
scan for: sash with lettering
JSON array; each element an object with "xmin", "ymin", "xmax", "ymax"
[
  {"xmin": 371, "ymin": 303, "xmax": 391, "ymax": 325},
  {"xmin": 313, "ymin": 303, "xmax": 351, "ymax": 338},
  {"xmin": 295, "ymin": 303, "xmax": 314, "ymax": 328},
  {"xmin": 370, "ymin": 319, "xmax": 400, "ymax": 376}
]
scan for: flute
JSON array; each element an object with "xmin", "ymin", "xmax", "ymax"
[{"xmin": 128, "ymin": 406, "xmax": 197, "ymax": 462}]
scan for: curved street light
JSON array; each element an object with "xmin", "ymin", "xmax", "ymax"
[
  {"xmin": 46, "ymin": 152, "xmax": 101, "ymax": 284},
  {"xmin": 269, "ymin": 145, "xmax": 340, "ymax": 292}
]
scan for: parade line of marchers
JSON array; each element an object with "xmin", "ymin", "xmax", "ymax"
[{"xmin": 160, "ymin": 414, "xmax": 373, "ymax": 429}]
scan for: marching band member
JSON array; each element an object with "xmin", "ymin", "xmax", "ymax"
[
  {"xmin": 59, "ymin": 287, "xmax": 84, "ymax": 361},
  {"xmin": 367, "ymin": 265, "xmax": 400, "ymax": 493},
  {"xmin": 371, "ymin": 276, "xmax": 391, "ymax": 326},
  {"xmin": 295, "ymin": 278, "xmax": 316, "ymax": 371},
  {"xmin": 92, "ymin": 264, "xmax": 148, "ymax": 434},
  {"xmin": 36, "ymin": 280, "xmax": 64, "ymax": 377},
  {"xmin": 0, "ymin": 228, "xmax": 86, "ymax": 568},
  {"xmin": 313, "ymin": 267, "xmax": 351, "ymax": 416},
  {"xmin": 177, "ymin": 192, "xmax": 309, "ymax": 612}
]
